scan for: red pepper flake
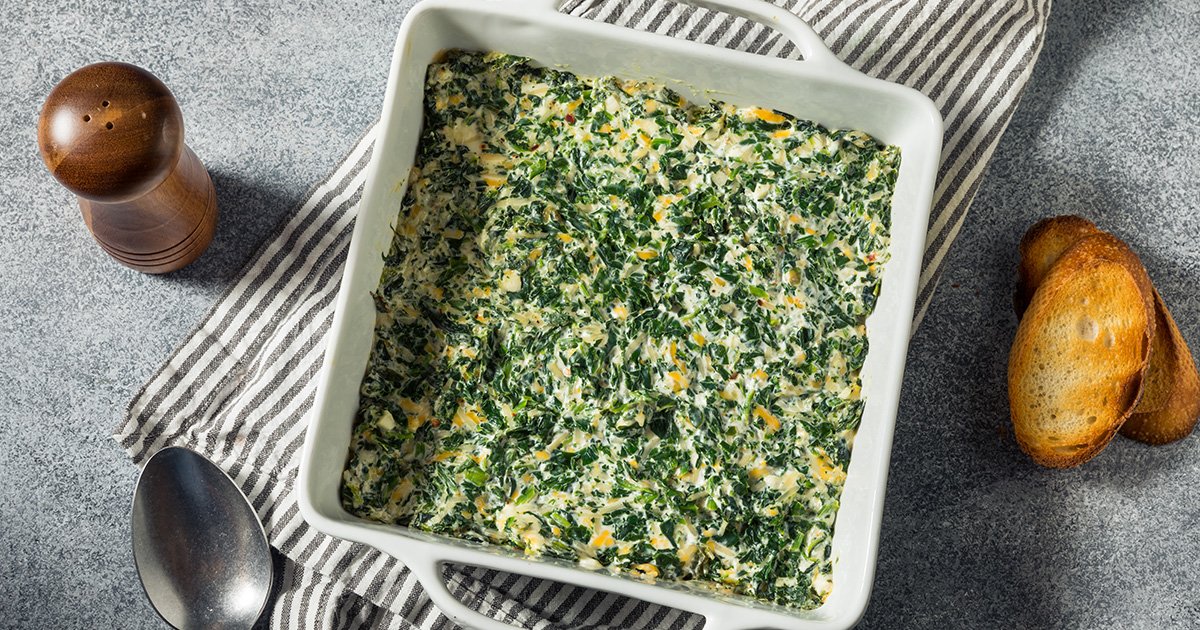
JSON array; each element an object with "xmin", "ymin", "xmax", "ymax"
[
  {"xmin": 480, "ymin": 143, "xmax": 487, "ymax": 150},
  {"xmin": 866, "ymin": 253, "xmax": 876, "ymax": 262},
  {"xmin": 565, "ymin": 113, "xmax": 576, "ymax": 124},
  {"xmin": 757, "ymin": 299, "xmax": 765, "ymax": 306},
  {"xmin": 530, "ymin": 144, "xmax": 539, "ymax": 150},
  {"xmin": 730, "ymin": 373, "xmax": 739, "ymax": 380}
]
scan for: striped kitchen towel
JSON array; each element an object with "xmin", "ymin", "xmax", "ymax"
[{"xmin": 115, "ymin": 0, "xmax": 1051, "ymax": 628}]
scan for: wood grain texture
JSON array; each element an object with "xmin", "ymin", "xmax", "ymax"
[{"xmin": 38, "ymin": 62, "xmax": 217, "ymax": 273}]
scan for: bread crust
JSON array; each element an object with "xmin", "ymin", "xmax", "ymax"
[
  {"xmin": 1128, "ymin": 289, "xmax": 1176, "ymax": 416},
  {"xmin": 1008, "ymin": 233, "xmax": 1155, "ymax": 467},
  {"xmin": 1119, "ymin": 289, "xmax": 1200, "ymax": 445},
  {"xmin": 1014, "ymin": 215, "xmax": 1099, "ymax": 318}
]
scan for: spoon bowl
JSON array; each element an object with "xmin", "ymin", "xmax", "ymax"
[{"xmin": 131, "ymin": 446, "xmax": 273, "ymax": 629}]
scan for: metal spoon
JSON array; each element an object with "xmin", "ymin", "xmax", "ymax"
[{"xmin": 131, "ymin": 446, "xmax": 274, "ymax": 629}]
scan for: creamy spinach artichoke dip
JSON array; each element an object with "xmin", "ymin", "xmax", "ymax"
[{"xmin": 342, "ymin": 50, "xmax": 900, "ymax": 609}]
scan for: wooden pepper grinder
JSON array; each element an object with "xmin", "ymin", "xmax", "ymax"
[{"xmin": 38, "ymin": 62, "xmax": 218, "ymax": 273}]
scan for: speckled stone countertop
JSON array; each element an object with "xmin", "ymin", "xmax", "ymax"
[{"xmin": 2, "ymin": 0, "xmax": 1197, "ymax": 628}]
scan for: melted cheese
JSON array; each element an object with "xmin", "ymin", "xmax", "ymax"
[{"xmin": 341, "ymin": 50, "xmax": 900, "ymax": 610}]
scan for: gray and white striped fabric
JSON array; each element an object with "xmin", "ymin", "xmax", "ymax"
[{"xmin": 115, "ymin": 1, "xmax": 1051, "ymax": 627}]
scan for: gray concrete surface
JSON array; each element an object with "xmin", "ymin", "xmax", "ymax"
[{"xmin": 1, "ymin": 0, "xmax": 1197, "ymax": 628}]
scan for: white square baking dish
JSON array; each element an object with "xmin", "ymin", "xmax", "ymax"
[{"xmin": 299, "ymin": 0, "xmax": 942, "ymax": 628}]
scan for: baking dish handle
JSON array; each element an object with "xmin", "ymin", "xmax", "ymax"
[
  {"xmin": 408, "ymin": 558, "xmax": 534, "ymax": 630},
  {"xmin": 526, "ymin": 0, "xmax": 844, "ymax": 69},
  {"xmin": 409, "ymin": 555, "xmax": 739, "ymax": 630}
]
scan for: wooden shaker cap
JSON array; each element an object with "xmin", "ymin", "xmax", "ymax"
[
  {"xmin": 37, "ymin": 62, "xmax": 218, "ymax": 274},
  {"xmin": 38, "ymin": 62, "xmax": 184, "ymax": 203}
]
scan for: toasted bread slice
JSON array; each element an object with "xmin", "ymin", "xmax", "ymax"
[
  {"xmin": 1125, "ymin": 288, "xmax": 1177, "ymax": 416},
  {"xmin": 1119, "ymin": 288, "xmax": 1200, "ymax": 445},
  {"xmin": 1008, "ymin": 233, "xmax": 1155, "ymax": 467},
  {"xmin": 1014, "ymin": 215, "xmax": 1099, "ymax": 317},
  {"xmin": 1014, "ymin": 218, "xmax": 1197, "ymax": 438}
]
